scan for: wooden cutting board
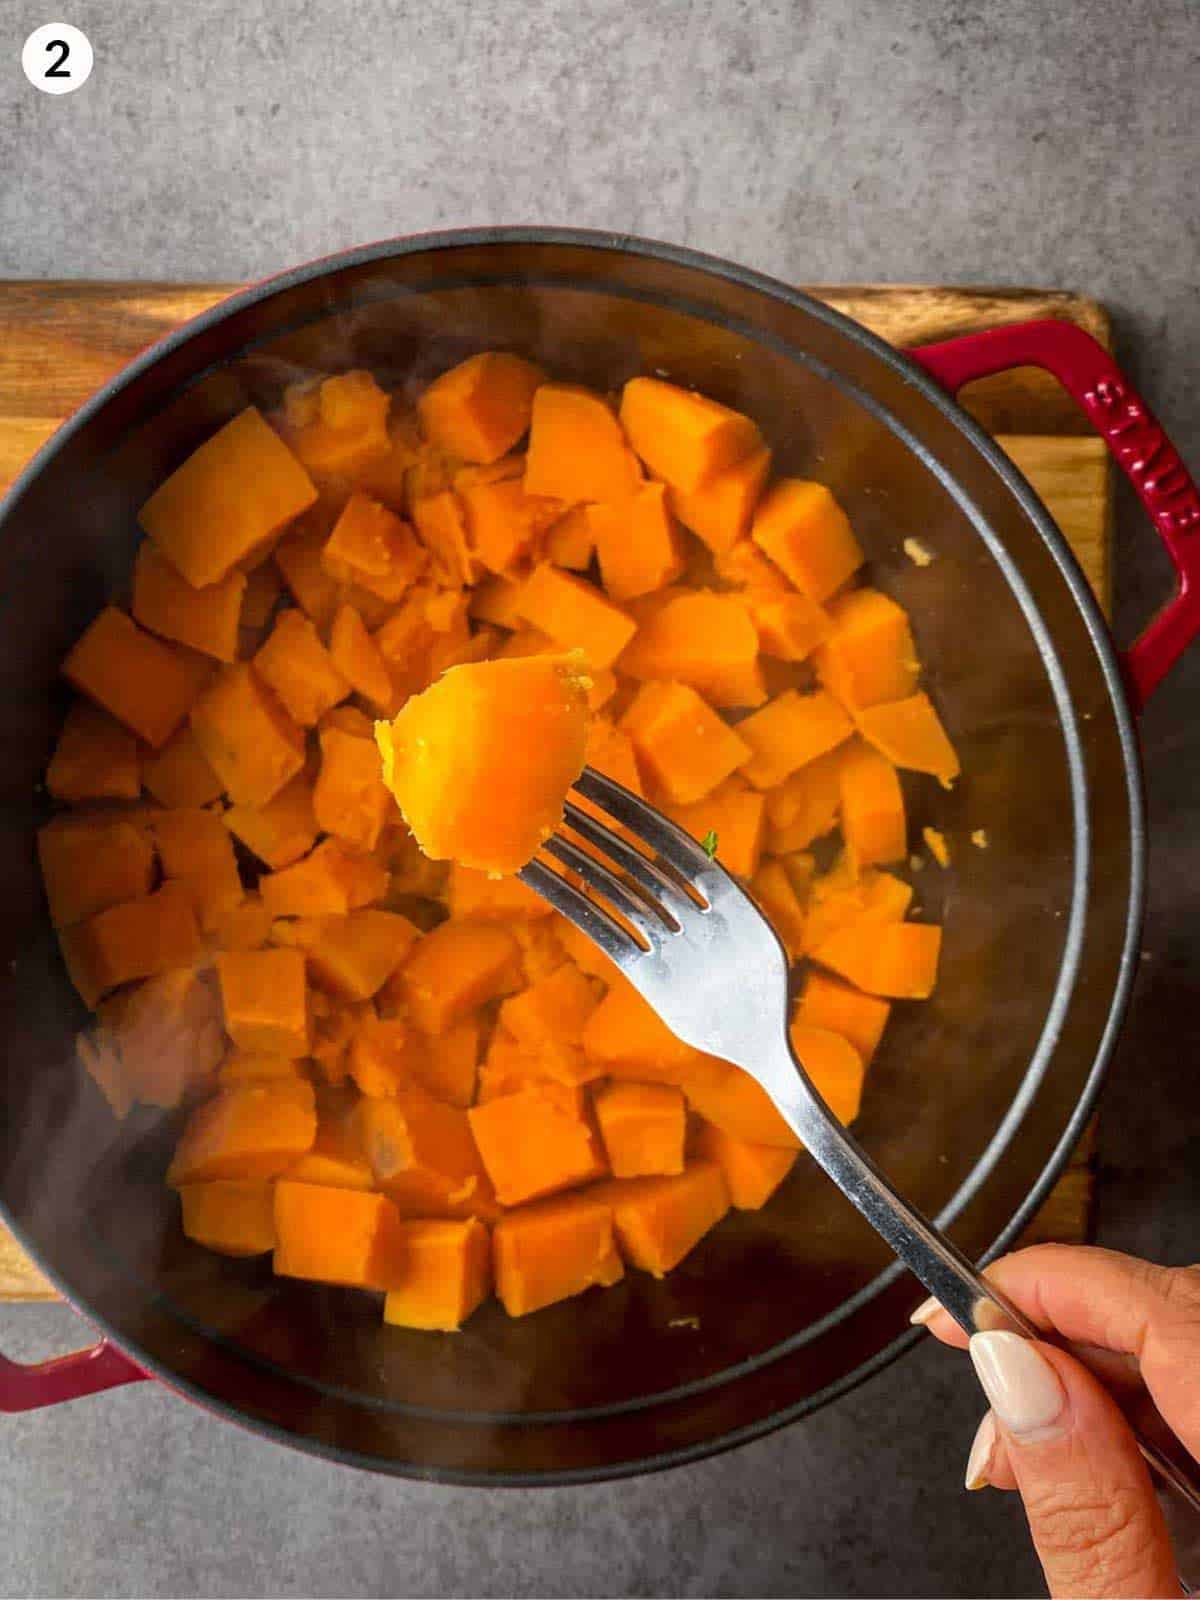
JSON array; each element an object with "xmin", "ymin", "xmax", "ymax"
[{"xmin": 0, "ymin": 281, "xmax": 1111, "ymax": 1300}]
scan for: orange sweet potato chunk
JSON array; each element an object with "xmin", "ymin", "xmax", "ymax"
[
  {"xmin": 217, "ymin": 1049, "xmax": 308, "ymax": 1087},
  {"xmin": 460, "ymin": 475, "xmax": 563, "ymax": 575},
  {"xmin": 796, "ymin": 971, "xmax": 891, "ymax": 1067},
  {"xmin": 328, "ymin": 603, "xmax": 393, "ymax": 712},
  {"xmin": 617, "ymin": 590, "xmax": 765, "ymax": 709},
  {"xmin": 470, "ymin": 574, "xmax": 527, "ymax": 629},
  {"xmin": 737, "ymin": 689, "xmax": 854, "ymax": 790},
  {"xmin": 179, "ymin": 1180, "xmax": 277, "ymax": 1256},
  {"xmin": 763, "ymin": 745, "xmax": 843, "ymax": 852},
  {"xmin": 664, "ymin": 778, "xmax": 766, "ymax": 879},
  {"xmin": 397, "ymin": 920, "xmax": 521, "ymax": 1034},
  {"xmin": 276, "ymin": 908, "xmax": 419, "ymax": 1002},
  {"xmin": 224, "ymin": 773, "xmax": 318, "ymax": 871},
  {"xmin": 46, "ymin": 701, "xmax": 141, "ymax": 802},
  {"xmin": 856, "ymin": 691, "xmax": 960, "ymax": 786},
  {"xmin": 620, "ymin": 681, "xmax": 751, "ymax": 805},
  {"xmin": 167, "ymin": 1080, "xmax": 317, "ymax": 1185},
  {"xmin": 589, "ymin": 483, "xmax": 686, "ymax": 602},
  {"xmin": 493, "ymin": 1192, "xmax": 623, "ymax": 1317},
  {"xmin": 544, "ymin": 504, "xmax": 595, "ymax": 570},
  {"xmin": 593, "ymin": 1160, "xmax": 730, "ymax": 1276},
  {"xmin": 140, "ymin": 408, "xmax": 317, "ymax": 587},
  {"xmin": 619, "ymin": 378, "xmax": 762, "ymax": 495},
  {"xmin": 469, "ymin": 1081, "xmax": 606, "ymax": 1206},
  {"xmin": 59, "ymin": 881, "xmax": 202, "ymax": 1009},
  {"xmin": 447, "ymin": 863, "xmax": 552, "ymax": 921},
  {"xmin": 322, "ymin": 492, "xmax": 425, "ymax": 602},
  {"xmin": 376, "ymin": 653, "xmax": 590, "ymax": 874},
  {"xmin": 812, "ymin": 921, "xmax": 941, "ymax": 1000},
  {"xmin": 802, "ymin": 865, "xmax": 912, "ymax": 953},
  {"xmin": 411, "ymin": 492, "xmax": 475, "ymax": 588},
  {"xmin": 273, "ymin": 1181, "xmax": 407, "ymax": 1290},
  {"xmin": 285, "ymin": 1115, "xmax": 374, "ymax": 1191},
  {"xmin": 750, "ymin": 859, "xmax": 808, "ymax": 958},
  {"xmin": 132, "ymin": 541, "xmax": 245, "ymax": 663},
  {"xmin": 681, "ymin": 1058, "xmax": 799, "ymax": 1148},
  {"xmin": 593, "ymin": 1081, "xmax": 687, "ymax": 1178},
  {"xmin": 283, "ymin": 371, "xmax": 393, "ymax": 479},
  {"xmin": 383, "ymin": 1217, "xmax": 492, "ymax": 1331},
  {"xmin": 254, "ymin": 609, "xmax": 351, "ymax": 727},
  {"xmin": 837, "ymin": 739, "xmax": 907, "ymax": 868},
  {"xmin": 751, "ymin": 479, "xmax": 864, "ymax": 603},
  {"xmin": 217, "ymin": 947, "xmax": 309, "ymax": 1057},
  {"xmin": 240, "ymin": 561, "xmax": 282, "ymax": 630},
  {"xmin": 207, "ymin": 895, "xmax": 273, "ymax": 953},
  {"xmin": 516, "ymin": 565, "xmax": 637, "ymax": 670},
  {"xmin": 153, "ymin": 807, "xmax": 244, "ymax": 932},
  {"xmin": 259, "ymin": 839, "xmax": 363, "ymax": 917},
  {"xmin": 496, "ymin": 963, "xmax": 602, "ymax": 1086},
  {"xmin": 670, "ymin": 442, "xmax": 772, "ymax": 553},
  {"xmin": 409, "ymin": 1015, "xmax": 481, "ymax": 1109},
  {"xmin": 314, "ymin": 726, "xmax": 394, "ymax": 853},
  {"xmin": 190, "ymin": 663, "xmax": 305, "ymax": 806},
  {"xmin": 348, "ymin": 1015, "xmax": 427, "ymax": 1099},
  {"xmin": 275, "ymin": 524, "xmax": 342, "ymax": 627},
  {"xmin": 358, "ymin": 1085, "xmax": 496, "ymax": 1219},
  {"xmin": 525, "ymin": 384, "xmax": 640, "ymax": 504},
  {"xmin": 814, "ymin": 588, "xmax": 919, "ymax": 710},
  {"xmin": 582, "ymin": 976, "xmax": 710, "ymax": 1081},
  {"xmin": 418, "ymin": 352, "xmax": 545, "ymax": 464},
  {"xmin": 63, "ymin": 606, "xmax": 208, "ymax": 748},
  {"xmin": 789, "ymin": 1022, "xmax": 867, "ymax": 1123},
  {"xmin": 143, "ymin": 725, "xmax": 223, "ymax": 809},
  {"xmin": 38, "ymin": 815, "xmax": 155, "ymax": 928},
  {"xmin": 694, "ymin": 1122, "xmax": 797, "ymax": 1210}
]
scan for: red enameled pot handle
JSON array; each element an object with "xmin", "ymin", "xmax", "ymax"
[
  {"xmin": 0, "ymin": 1340, "xmax": 146, "ymax": 1412},
  {"xmin": 910, "ymin": 318, "xmax": 1200, "ymax": 711}
]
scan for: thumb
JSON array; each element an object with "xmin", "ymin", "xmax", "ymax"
[{"xmin": 969, "ymin": 1331, "xmax": 1179, "ymax": 1599}]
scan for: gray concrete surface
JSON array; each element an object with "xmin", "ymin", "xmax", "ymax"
[{"xmin": 1, "ymin": 1, "xmax": 1198, "ymax": 1595}]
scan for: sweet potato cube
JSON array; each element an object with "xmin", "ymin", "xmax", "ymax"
[
  {"xmin": 180, "ymin": 1180, "xmax": 277, "ymax": 1256},
  {"xmin": 322, "ymin": 492, "xmax": 425, "ymax": 601},
  {"xmin": 383, "ymin": 1217, "xmax": 491, "ymax": 1331},
  {"xmin": 553, "ymin": 914, "xmax": 622, "ymax": 985},
  {"xmin": 132, "ymin": 541, "xmax": 245, "ymax": 663},
  {"xmin": 497, "ymin": 964, "xmax": 602, "ymax": 1086},
  {"xmin": 475, "ymin": 1027, "xmax": 556, "ymax": 1103},
  {"xmin": 619, "ymin": 378, "xmax": 762, "ymax": 495},
  {"xmin": 789, "ymin": 1022, "xmax": 867, "ymax": 1123},
  {"xmin": 63, "ymin": 606, "xmax": 208, "ymax": 748},
  {"xmin": 617, "ymin": 590, "xmax": 765, "ymax": 709},
  {"xmin": 46, "ymin": 701, "xmax": 140, "ymax": 802},
  {"xmin": 745, "ymin": 588, "xmax": 831, "ymax": 663},
  {"xmin": 218, "ymin": 947, "xmax": 308, "ymax": 1057},
  {"xmin": 813, "ymin": 921, "xmax": 941, "ymax": 1000},
  {"xmin": 544, "ymin": 504, "xmax": 595, "ymax": 570},
  {"xmin": 681, "ymin": 1059, "xmax": 799, "ymax": 1148},
  {"xmin": 329, "ymin": 603, "xmax": 393, "ymax": 712},
  {"xmin": 97, "ymin": 967, "xmax": 224, "ymax": 1106},
  {"xmin": 275, "ymin": 909, "xmax": 420, "ymax": 1001},
  {"xmin": 803, "ymin": 865, "xmax": 913, "ymax": 953},
  {"xmin": 216, "ymin": 1049, "xmax": 308, "ymax": 1087},
  {"xmin": 411, "ymin": 492, "xmax": 474, "ymax": 588},
  {"xmin": 664, "ymin": 778, "xmax": 766, "ymax": 879},
  {"xmin": 418, "ymin": 352, "xmax": 545, "ymax": 464},
  {"xmin": 258, "ymin": 840, "xmax": 351, "ymax": 916},
  {"xmin": 275, "ymin": 525, "xmax": 342, "ymax": 627},
  {"xmin": 410, "ymin": 1015, "xmax": 481, "ymax": 1108},
  {"xmin": 253, "ymin": 609, "xmax": 349, "ymax": 728},
  {"xmin": 470, "ymin": 574, "xmax": 527, "ymax": 630},
  {"xmin": 140, "ymin": 408, "xmax": 317, "ymax": 587},
  {"xmin": 594, "ymin": 1161, "xmax": 730, "ymax": 1277},
  {"xmin": 737, "ymin": 689, "xmax": 854, "ymax": 790},
  {"xmin": 763, "ymin": 746, "xmax": 843, "ymax": 851},
  {"xmin": 751, "ymin": 480, "xmax": 863, "ymax": 603},
  {"xmin": 582, "ymin": 977, "xmax": 707, "ymax": 1081},
  {"xmin": 285, "ymin": 1116, "xmax": 374, "ymax": 1191},
  {"xmin": 273, "ymin": 1181, "xmax": 406, "ymax": 1290},
  {"xmin": 285, "ymin": 371, "xmax": 392, "ymax": 479},
  {"xmin": 593, "ymin": 1081, "xmax": 687, "ymax": 1178},
  {"xmin": 349, "ymin": 1015, "xmax": 427, "ymax": 1099},
  {"xmin": 589, "ymin": 483, "xmax": 686, "ymax": 602},
  {"xmin": 525, "ymin": 384, "xmax": 640, "ymax": 504},
  {"xmin": 750, "ymin": 860, "xmax": 808, "ymax": 958},
  {"xmin": 795, "ymin": 971, "xmax": 891, "ymax": 1067},
  {"xmin": 59, "ymin": 882, "xmax": 202, "ymax": 1008},
  {"xmin": 312, "ymin": 726, "xmax": 393, "ymax": 853},
  {"xmin": 224, "ymin": 773, "xmax": 318, "ymax": 870},
  {"xmin": 240, "ymin": 562, "xmax": 282, "ymax": 630},
  {"xmin": 493, "ymin": 1192, "xmax": 623, "ymax": 1317},
  {"xmin": 376, "ymin": 653, "xmax": 590, "ymax": 874},
  {"xmin": 669, "ymin": 442, "xmax": 772, "ymax": 552},
  {"xmin": 358, "ymin": 1086, "xmax": 495, "ymax": 1218},
  {"xmin": 190, "ymin": 664, "xmax": 305, "ymax": 806},
  {"xmin": 837, "ymin": 739, "xmax": 907, "ymax": 868},
  {"xmin": 460, "ymin": 475, "xmax": 564, "ymax": 575},
  {"xmin": 143, "ymin": 724, "xmax": 223, "ymax": 808},
  {"xmin": 154, "ymin": 807, "xmax": 244, "ymax": 931},
  {"xmin": 38, "ymin": 815, "xmax": 155, "ymax": 927},
  {"xmin": 447, "ymin": 863, "xmax": 552, "ymax": 921},
  {"xmin": 206, "ymin": 894, "xmax": 272, "ymax": 953},
  {"xmin": 694, "ymin": 1122, "xmax": 797, "ymax": 1210},
  {"xmin": 398, "ymin": 920, "xmax": 520, "ymax": 1033},
  {"xmin": 167, "ymin": 1080, "xmax": 317, "ymax": 1185},
  {"xmin": 516, "ymin": 564, "xmax": 637, "ymax": 671},
  {"xmin": 856, "ymin": 691, "xmax": 960, "ymax": 786},
  {"xmin": 814, "ymin": 588, "xmax": 919, "ymax": 710},
  {"xmin": 468, "ymin": 1082, "xmax": 606, "ymax": 1206},
  {"xmin": 620, "ymin": 681, "xmax": 751, "ymax": 805}
]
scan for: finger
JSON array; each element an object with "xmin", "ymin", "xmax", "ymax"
[
  {"xmin": 970, "ymin": 1331, "xmax": 1178, "ymax": 1599},
  {"xmin": 912, "ymin": 1245, "xmax": 1200, "ymax": 1454},
  {"xmin": 964, "ymin": 1411, "xmax": 1018, "ymax": 1492}
]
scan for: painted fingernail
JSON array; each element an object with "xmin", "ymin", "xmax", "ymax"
[
  {"xmin": 969, "ymin": 1331, "xmax": 1067, "ymax": 1439},
  {"xmin": 964, "ymin": 1410, "xmax": 997, "ymax": 1491},
  {"xmin": 910, "ymin": 1294, "xmax": 942, "ymax": 1326}
]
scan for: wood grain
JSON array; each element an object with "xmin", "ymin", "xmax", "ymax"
[{"xmin": 0, "ymin": 280, "xmax": 1108, "ymax": 1300}]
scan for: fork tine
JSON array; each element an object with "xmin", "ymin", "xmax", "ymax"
[
  {"xmin": 539, "ymin": 834, "xmax": 671, "ymax": 945},
  {"xmin": 517, "ymin": 859, "xmax": 640, "ymax": 964},
  {"xmin": 573, "ymin": 769, "xmax": 718, "ymax": 886},
  {"xmin": 562, "ymin": 802, "xmax": 698, "ymax": 918}
]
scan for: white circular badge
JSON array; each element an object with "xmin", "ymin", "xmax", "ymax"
[{"xmin": 22, "ymin": 23, "xmax": 93, "ymax": 95}]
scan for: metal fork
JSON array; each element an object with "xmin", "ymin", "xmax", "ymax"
[{"xmin": 519, "ymin": 766, "xmax": 1200, "ymax": 1514}]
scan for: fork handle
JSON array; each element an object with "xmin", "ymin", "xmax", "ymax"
[{"xmin": 770, "ymin": 1048, "xmax": 1200, "ymax": 1515}]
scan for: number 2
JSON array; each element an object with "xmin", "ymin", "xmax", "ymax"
[{"xmin": 44, "ymin": 39, "xmax": 70, "ymax": 78}]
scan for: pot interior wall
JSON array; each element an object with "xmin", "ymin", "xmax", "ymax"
[{"xmin": 0, "ymin": 243, "xmax": 1135, "ymax": 1476}]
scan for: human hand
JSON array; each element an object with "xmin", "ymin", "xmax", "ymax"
[{"xmin": 913, "ymin": 1244, "xmax": 1200, "ymax": 1598}]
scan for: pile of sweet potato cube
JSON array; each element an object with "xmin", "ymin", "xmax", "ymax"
[{"xmin": 38, "ymin": 350, "xmax": 955, "ymax": 1331}]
